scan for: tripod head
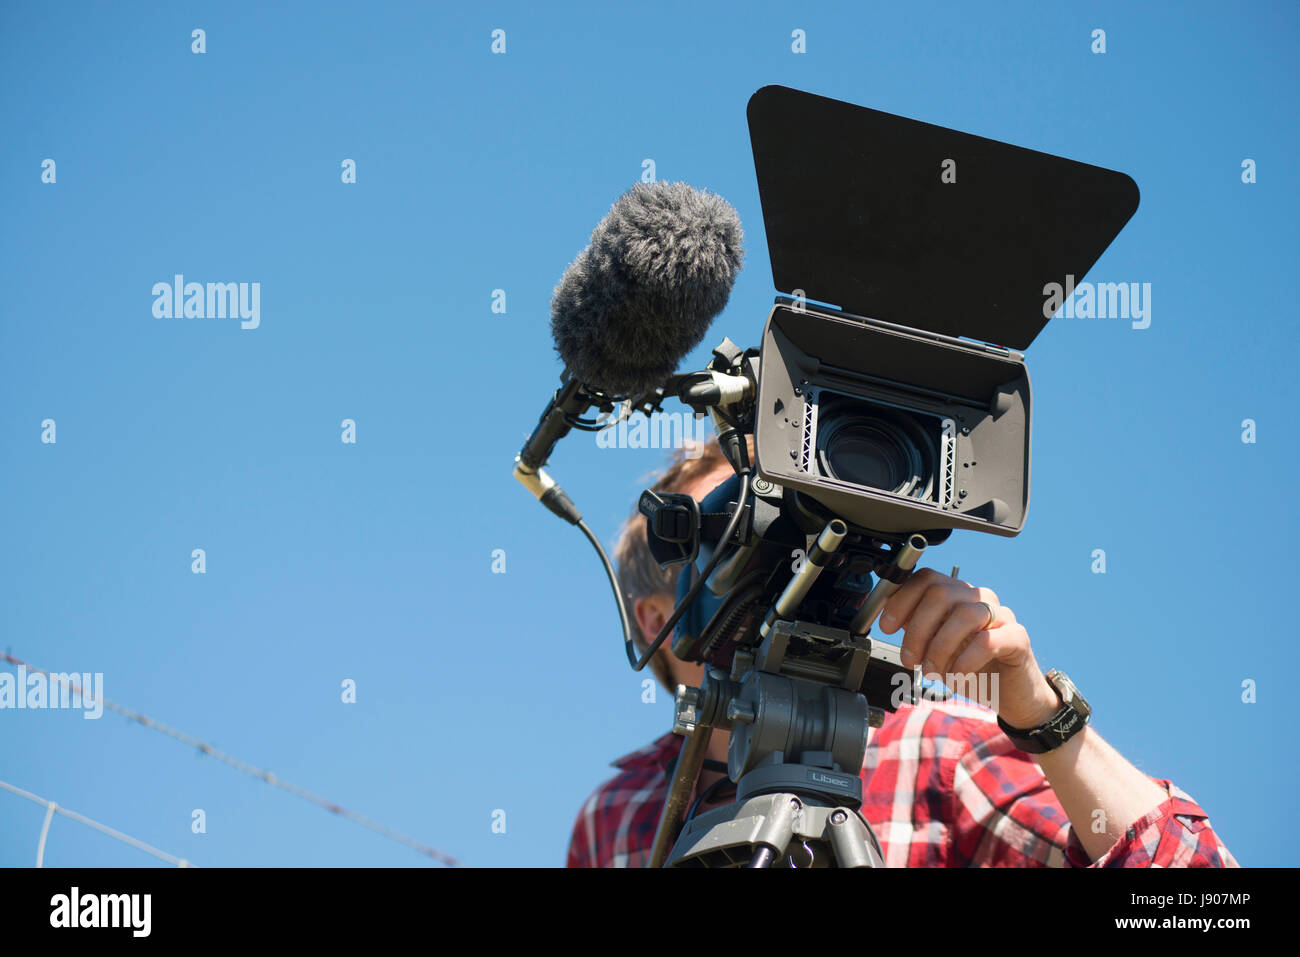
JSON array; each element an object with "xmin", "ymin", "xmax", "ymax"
[{"xmin": 645, "ymin": 486, "xmax": 930, "ymax": 867}]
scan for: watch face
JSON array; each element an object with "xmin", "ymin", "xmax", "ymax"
[{"xmin": 1049, "ymin": 670, "xmax": 1091, "ymax": 718}]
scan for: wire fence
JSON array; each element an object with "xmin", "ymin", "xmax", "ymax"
[
  {"xmin": 0, "ymin": 778, "xmax": 191, "ymax": 867},
  {"xmin": 1, "ymin": 653, "xmax": 458, "ymax": 866}
]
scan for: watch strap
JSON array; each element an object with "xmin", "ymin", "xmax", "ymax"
[{"xmin": 997, "ymin": 672, "xmax": 1089, "ymax": 754}]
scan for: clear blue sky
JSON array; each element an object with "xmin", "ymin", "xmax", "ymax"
[{"xmin": 2, "ymin": 0, "xmax": 1295, "ymax": 867}]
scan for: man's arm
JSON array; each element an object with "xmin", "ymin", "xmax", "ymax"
[
  {"xmin": 1013, "ymin": 682, "xmax": 1172, "ymax": 862},
  {"xmin": 944, "ymin": 701, "xmax": 1236, "ymax": 867},
  {"xmin": 881, "ymin": 567, "xmax": 1236, "ymax": 866}
]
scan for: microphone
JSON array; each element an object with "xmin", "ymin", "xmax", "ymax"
[
  {"xmin": 513, "ymin": 371, "xmax": 590, "ymax": 525},
  {"xmin": 549, "ymin": 181, "xmax": 745, "ymax": 398},
  {"xmin": 516, "ymin": 182, "xmax": 745, "ymax": 523}
]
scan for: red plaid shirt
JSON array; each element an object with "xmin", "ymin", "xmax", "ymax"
[{"xmin": 566, "ymin": 697, "xmax": 1238, "ymax": 868}]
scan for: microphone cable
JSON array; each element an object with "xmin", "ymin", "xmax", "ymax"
[{"xmin": 574, "ymin": 466, "xmax": 753, "ymax": 673}]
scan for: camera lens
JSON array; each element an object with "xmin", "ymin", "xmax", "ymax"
[{"xmin": 815, "ymin": 400, "xmax": 936, "ymax": 500}]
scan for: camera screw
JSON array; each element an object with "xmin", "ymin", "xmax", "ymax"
[
  {"xmin": 961, "ymin": 426, "xmax": 970, "ymax": 435},
  {"xmin": 753, "ymin": 477, "xmax": 773, "ymax": 494},
  {"xmin": 959, "ymin": 489, "xmax": 968, "ymax": 499}
]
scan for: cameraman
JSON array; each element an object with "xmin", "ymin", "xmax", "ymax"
[{"xmin": 566, "ymin": 438, "xmax": 1238, "ymax": 868}]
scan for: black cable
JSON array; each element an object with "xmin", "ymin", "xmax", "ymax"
[
  {"xmin": 684, "ymin": 772, "xmax": 736, "ymax": 824},
  {"xmin": 576, "ymin": 518, "xmax": 636, "ymax": 669},
  {"xmin": 565, "ymin": 408, "xmax": 627, "ymax": 431},
  {"xmin": 627, "ymin": 469, "xmax": 753, "ymax": 671},
  {"xmin": 565, "ymin": 463, "xmax": 750, "ymax": 674}
]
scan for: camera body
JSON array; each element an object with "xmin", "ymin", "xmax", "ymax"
[{"xmin": 658, "ymin": 295, "xmax": 1033, "ymax": 691}]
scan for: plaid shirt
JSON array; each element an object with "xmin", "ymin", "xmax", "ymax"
[{"xmin": 566, "ymin": 696, "xmax": 1238, "ymax": 868}]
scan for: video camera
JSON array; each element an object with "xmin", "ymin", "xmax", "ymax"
[{"xmin": 516, "ymin": 85, "xmax": 1139, "ymax": 866}]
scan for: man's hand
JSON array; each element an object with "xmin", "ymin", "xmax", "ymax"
[
  {"xmin": 876, "ymin": 566, "xmax": 1194, "ymax": 865},
  {"xmin": 876, "ymin": 567, "xmax": 1059, "ymax": 729}
]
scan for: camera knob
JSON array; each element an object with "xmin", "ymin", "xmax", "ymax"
[
  {"xmin": 727, "ymin": 700, "xmax": 756, "ymax": 725},
  {"xmin": 674, "ymin": 685, "xmax": 702, "ymax": 735}
]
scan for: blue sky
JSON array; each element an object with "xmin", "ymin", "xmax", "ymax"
[{"xmin": 1, "ymin": 0, "xmax": 1296, "ymax": 867}]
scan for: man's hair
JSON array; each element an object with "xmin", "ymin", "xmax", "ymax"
[{"xmin": 613, "ymin": 436, "xmax": 752, "ymax": 694}]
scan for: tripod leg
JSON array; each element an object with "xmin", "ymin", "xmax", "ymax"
[
  {"xmin": 748, "ymin": 845, "xmax": 778, "ymax": 868},
  {"xmin": 825, "ymin": 807, "xmax": 885, "ymax": 868},
  {"xmin": 648, "ymin": 726, "xmax": 713, "ymax": 868},
  {"xmin": 664, "ymin": 792, "xmax": 805, "ymax": 867}
]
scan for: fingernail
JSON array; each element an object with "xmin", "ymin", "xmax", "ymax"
[{"xmin": 880, "ymin": 612, "xmax": 896, "ymax": 633}]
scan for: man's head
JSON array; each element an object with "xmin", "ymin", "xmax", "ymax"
[{"xmin": 613, "ymin": 438, "xmax": 747, "ymax": 697}]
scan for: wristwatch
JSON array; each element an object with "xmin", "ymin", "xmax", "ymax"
[{"xmin": 996, "ymin": 669, "xmax": 1091, "ymax": 754}]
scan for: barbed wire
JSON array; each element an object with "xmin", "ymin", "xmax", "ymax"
[{"xmin": 2, "ymin": 653, "xmax": 459, "ymax": 866}]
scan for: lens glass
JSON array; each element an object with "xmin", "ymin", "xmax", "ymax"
[
  {"xmin": 822, "ymin": 424, "xmax": 910, "ymax": 488},
  {"xmin": 815, "ymin": 397, "xmax": 936, "ymax": 500}
]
